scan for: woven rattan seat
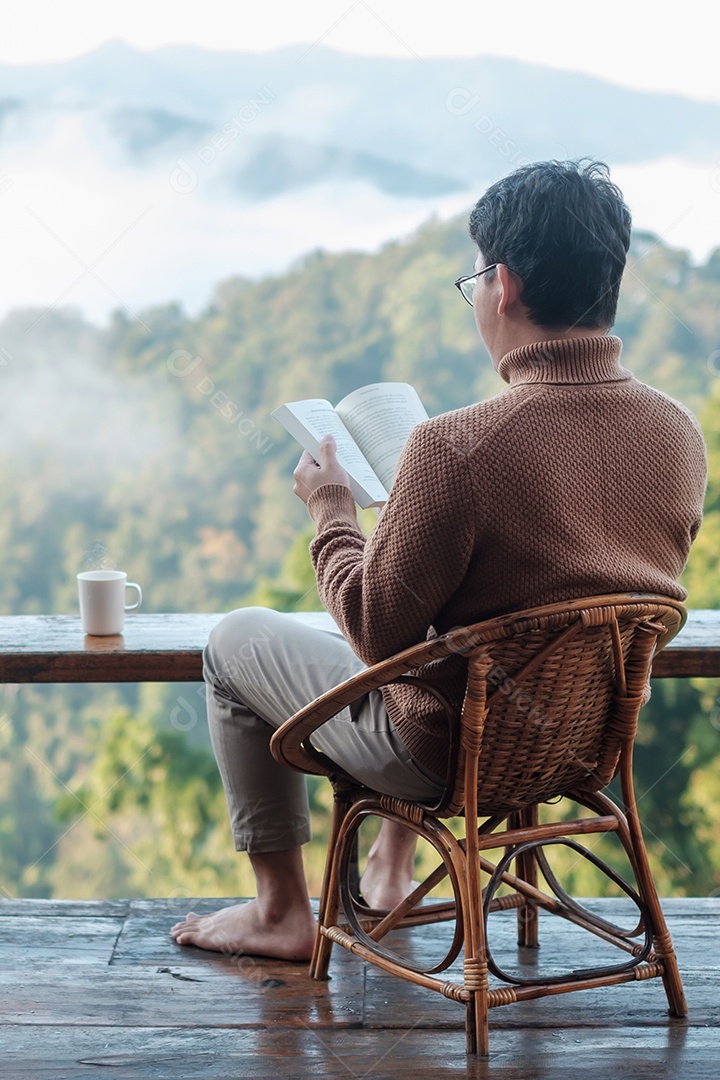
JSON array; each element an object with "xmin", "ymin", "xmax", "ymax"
[{"xmin": 270, "ymin": 593, "xmax": 688, "ymax": 1056}]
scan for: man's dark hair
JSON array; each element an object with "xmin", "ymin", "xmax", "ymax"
[{"xmin": 468, "ymin": 159, "xmax": 632, "ymax": 330}]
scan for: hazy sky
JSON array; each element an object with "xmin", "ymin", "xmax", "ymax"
[
  {"xmin": 1, "ymin": 1, "xmax": 717, "ymax": 323},
  {"xmin": 3, "ymin": 0, "xmax": 718, "ymax": 104}
]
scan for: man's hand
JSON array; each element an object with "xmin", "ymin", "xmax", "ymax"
[{"xmin": 293, "ymin": 434, "xmax": 352, "ymax": 506}]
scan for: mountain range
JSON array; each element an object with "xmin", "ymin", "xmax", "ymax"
[
  {"xmin": 0, "ymin": 42, "xmax": 718, "ymax": 321},
  {"xmin": 2, "ymin": 41, "xmax": 719, "ymax": 186}
]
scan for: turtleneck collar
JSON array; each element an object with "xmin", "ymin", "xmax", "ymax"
[{"xmin": 497, "ymin": 334, "xmax": 631, "ymax": 387}]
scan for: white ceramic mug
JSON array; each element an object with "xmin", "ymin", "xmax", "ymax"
[{"xmin": 77, "ymin": 571, "xmax": 142, "ymax": 635}]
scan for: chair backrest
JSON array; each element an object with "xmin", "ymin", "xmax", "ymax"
[{"xmin": 443, "ymin": 595, "xmax": 686, "ymax": 817}]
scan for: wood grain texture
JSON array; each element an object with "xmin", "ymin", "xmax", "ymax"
[
  {"xmin": 0, "ymin": 897, "xmax": 717, "ymax": 1078},
  {"xmin": 0, "ymin": 613, "xmax": 224, "ymax": 682},
  {"xmin": 651, "ymin": 607, "xmax": 720, "ymax": 676},
  {"xmin": 2, "ymin": 1025, "xmax": 719, "ymax": 1080},
  {"xmin": 0, "ymin": 610, "xmax": 719, "ymax": 683}
]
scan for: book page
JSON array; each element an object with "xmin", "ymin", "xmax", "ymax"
[
  {"xmin": 335, "ymin": 383, "xmax": 429, "ymax": 491},
  {"xmin": 271, "ymin": 399, "xmax": 388, "ymax": 508}
]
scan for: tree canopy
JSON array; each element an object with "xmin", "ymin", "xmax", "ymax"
[{"xmin": 1, "ymin": 217, "xmax": 719, "ymax": 900}]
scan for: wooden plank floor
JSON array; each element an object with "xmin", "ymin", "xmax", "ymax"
[{"xmin": 0, "ymin": 897, "xmax": 718, "ymax": 1079}]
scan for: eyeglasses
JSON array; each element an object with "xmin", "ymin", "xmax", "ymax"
[{"xmin": 454, "ymin": 263, "xmax": 498, "ymax": 305}]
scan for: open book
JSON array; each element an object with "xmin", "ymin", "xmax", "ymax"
[{"xmin": 272, "ymin": 382, "xmax": 429, "ymax": 508}]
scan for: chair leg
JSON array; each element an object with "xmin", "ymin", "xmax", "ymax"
[
  {"xmin": 460, "ymin": 767, "xmax": 491, "ymax": 1053},
  {"xmin": 619, "ymin": 756, "xmax": 688, "ymax": 1016},
  {"xmin": 463, "ymin": 900, "xmax": 490, "ymax": 1058},
  {"xmin": 629, "ymin": 840, "xmax": 687, "ymax": 1015},
  {"xmin": 310, "ymin": 783, "xmax": 351, "ymax": 980},
  {"xmin": 310, "ymin": 896, "xmax": 338, "ymax": 981},
  {"xmin": 513, "ymin": 807, "xmax": 539, "ymax": 948},
  {"xmin": 461, "ymin": 870, "xmax": 490, "ymax": 1056},
  {"xmin": 466, "ymin": 984, "xmax": 490, "ymax": 1057}
]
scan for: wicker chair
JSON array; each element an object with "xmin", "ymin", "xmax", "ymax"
[{"xmin": 270, "ymin": 594, "xmax": 688, "ymax": 1056}]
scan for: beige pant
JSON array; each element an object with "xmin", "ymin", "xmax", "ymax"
[{"xmin": 203, "ymin": 607, "xmax": 445, "ymax": 853}]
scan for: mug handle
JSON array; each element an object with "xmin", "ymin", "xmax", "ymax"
[{"xmin": 124, "ymin": 582, "xmax": 142, "ymax": 612}]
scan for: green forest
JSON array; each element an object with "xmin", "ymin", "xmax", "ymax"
[{"xmin": 1, "ymin": 215, "xmax": 719, "ymax": 902}]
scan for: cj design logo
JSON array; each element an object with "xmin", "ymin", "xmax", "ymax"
[
  {"xmin": 167, "ymin": 348, "xmax": 203, "ymax": 377},
  {"xmin": 445, "ymin": 88, "xmax": 482, "ymax": 116},
  {"xmin": 168, "ymin": 87, "xmax": 276, "ymax": 195},
  {"xmin": 165, "ymin": 349, "xmax": 275, "ymax": 454},
  {"xmin": 169, "ymin": 159, "xmax": 199, "ymax": 195},
  {"xmin": 710, "ymin": 159, "xmax": 720, "ymax": 195},
  {"xmin": 170, "ymin": 696, "xmax": 198, "ymax": 732}
]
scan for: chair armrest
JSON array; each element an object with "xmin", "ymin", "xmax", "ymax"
[
  {"xmin": 269, "ymin": 593, "xmax": 687, "ymax": 777},
  {"xmin": 269, "ymin": 624, "xmax": 486, "ymax": 776}
]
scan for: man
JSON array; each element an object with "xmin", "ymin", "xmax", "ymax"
[{"xmin": 171, "ymin": 160, "xmax": 707, "ymax": 960}]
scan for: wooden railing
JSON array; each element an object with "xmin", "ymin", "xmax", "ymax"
[{"xmin": 0, "ymin": 610, "xmax": 718, "ymax": 684}]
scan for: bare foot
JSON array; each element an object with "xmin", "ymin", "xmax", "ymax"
[
  {"xmin": 359, "ymin": 841, "xmax": 418, "ymax": 910},
  {"xmin": 170, "ymin": 900, "xmax": 316, "ymax": 961},
  {"xmin": 359, "ymin": 819, "xmax": 419, "ymax": 910},
  {"xmin": 359, "ymin": 872, "xmax": 420, "ymax": 911}
]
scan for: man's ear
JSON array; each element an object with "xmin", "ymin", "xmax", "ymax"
[{"xmin": 496, "ymin": 264, "xmax": 521, "ymax": 315}]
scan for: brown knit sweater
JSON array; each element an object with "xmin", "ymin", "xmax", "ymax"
[{"xmin": 306, "ymin": 335, "xmax": 707, "ymax": 777}]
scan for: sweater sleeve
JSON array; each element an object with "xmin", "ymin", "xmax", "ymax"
[{"xmin": 306, "ymin": 422, "xmax": 475, "ymax": 665}]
